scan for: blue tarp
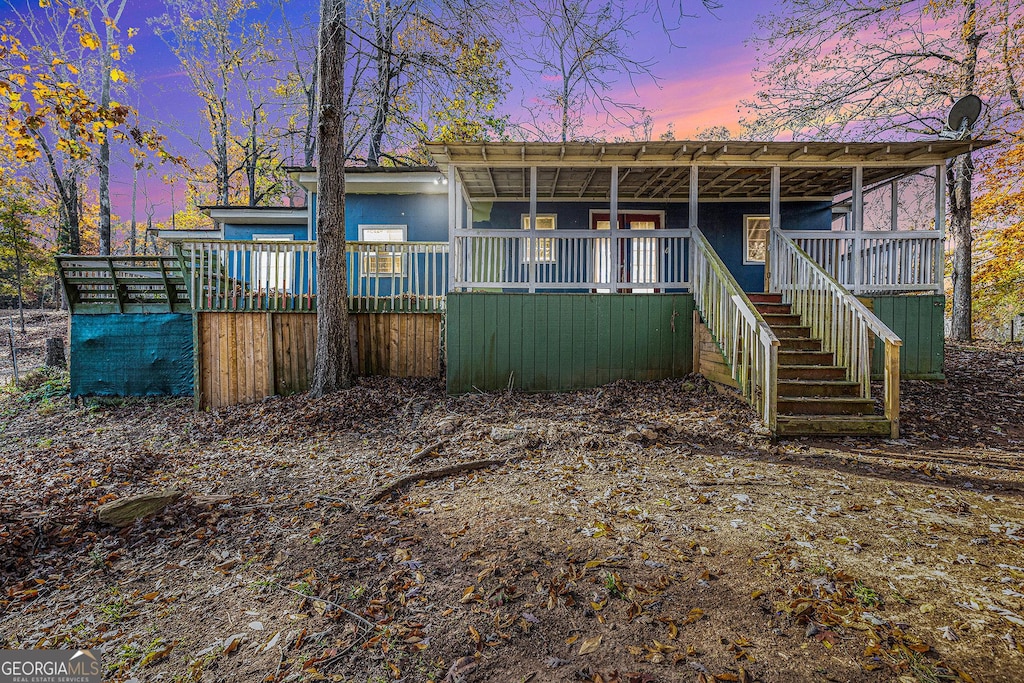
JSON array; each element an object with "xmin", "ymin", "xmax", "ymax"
[{"xmin": 70, "ymin": 314, "xmax": 193, "ymax": 397}]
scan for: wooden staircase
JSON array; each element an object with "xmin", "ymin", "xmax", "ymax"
[{"xmin": 747, "ymin": 293, "xmax": 891, "ymax": 437}]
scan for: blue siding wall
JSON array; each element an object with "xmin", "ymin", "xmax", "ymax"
[
  {"xmin": 344, "ymin": 193, "xmax": 449, "ymax": 242},
  {"xmin": 223, "ymin": 223, "xmax": 309, "ymax": 241},
  {"xmin": 222, "ymin": 194, "xmax": 448, "ymax": 244},
  {"xmin": 476, "ymin": 201, "xmax": 831, "ymax": 292}
]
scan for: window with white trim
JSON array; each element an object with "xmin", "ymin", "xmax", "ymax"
[
  {"xmin": 358, "ymin": 224, "xmax": 407, "ymax": 276},
  {"xmin": 252, "ymin": 234, "xmax": 293, "ymax": 292},
  {"xmin": 744, "ymin": 216, "xmax": 770, "ymax": 264},
  {"xmin": 520, "ymin": 214, "xmax": 557, "ymax": 263}
]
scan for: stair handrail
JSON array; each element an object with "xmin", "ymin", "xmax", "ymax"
[
  {"xmin": 691, "ymin": 226, "xmax": 780, "ymax": 431},
  {"xmin": 768, "ymin": 226, "xmax": 902, "ymax": 438}
]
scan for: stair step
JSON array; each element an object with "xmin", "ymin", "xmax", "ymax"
[
  {"xmin": 777, "ymin": 397, "xmax": 875, "ymax": 415},
  {"xmin": 772, "ymin": 325, "xmax": 813, "ymax": 339},
  {"xmin": 747, "ymin": 293, "xmax": 783, "ymax": 304},
  {"xmin": 762, "ymin": 313, "xmax": 803, "ymax": 326},
  {"xmin": 776, "ymin": 415, "xmax": 893, "ymax": 437},
  {"xmin": 778, "ymin": 338, "xmax": 822, "ymax": 351},
  {"xmin": 777, "ymin": 380, "xmax": 861, "ymax": 397},
  {"xmin": 777, "ymin": 365, "xmax": 848, "ymax": 380},
  {"xmin": 754, "ymin": 302, "xmax": 792, "ymax": 315},
  {"xmin": 779, "ymin": 350, "xmax": 836, "ymax": 365}
]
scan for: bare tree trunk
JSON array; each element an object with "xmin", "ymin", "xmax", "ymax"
[
  {"xmin": 98, "ymin": 64, "xmax": 112, "ymax": 255},
  {"xmin": 949, "ymin": 155, "xmax": 974, "ymax": 341},
  {"xmin": 130, "ymin": 164, "xmax": 138, "ymax": 255},
  {"xmin": 311, "ymin": 0, "xmax": 352, "ymax": 396},
  {"xmin": 366, "ymin": 2, "xmax": 394, "ymax": 167},
  {"xmin": 949, "ymin": 0, "xmax": 981, "ymax": 342},
  {"xmin": 11, "ymin": 221, "xmax": 25, "ymax": 333}
]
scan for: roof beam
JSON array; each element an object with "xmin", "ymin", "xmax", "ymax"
[
  {"xmin": 749, "ymin": 145, "xmax": 768, "ymax": 160},
  {"xmin": 550, "ymin": 167, "xmax": 561, "ymax": 197},
  {"xmin": 650, "ymin": 167, "xmax": 688, "ymax": 196},
  {"xmin": 691, "ymin": 144, "xmax": 708, "ymax": 161},
  {"xmin": 826, "ymin": 145, "xmax": 850, "ymax": 161},
  {"xmin": 712, "ymin": 144, "xmax": 729, "ymax": 160},
  {"xmin": 866, "ymin": 145, "xmax": 892, "ymax": 161},
  {"xmin": 486, "ymin": 167, "xmax": 498, "ymax": 197},
  {"xmin": 481, "ymin": 146, "xmax": 487, "ymax": 161},
  {"xmin": 578, "ymin": 168, "xmax": 598, "ymax": 197},
  {"xmin": 718, "ymin": 172, "xmax": 765, "ymax": 197},
  {"xmin": 904, "ymin": 144, "xmax": 933, "ymax": 160},
  {"xmin": 634, "ymin": 168, "xmax": 668, "ymax": 198},
  {"xmin": 598, "ymin": 145, "xmax": 606, "ymax": 161},
  {"xmin": 672, "ymin": 144, "xmax": 689, "ymax": 160},
  {"xmin": 788, "ymin": 145, "xmax": 808, "ymax": 161},
  {"xmin": 635, "ymin": 144, "xmax": 646, "ymax": 161},
  {"xmin": 700, "ymin": 166, "xmax": 743, "ymax": 191}
]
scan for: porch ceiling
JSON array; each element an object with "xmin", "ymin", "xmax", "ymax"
[{"xmin": 425, "ymin": 140, "xmax": 995, "ymax": 201}]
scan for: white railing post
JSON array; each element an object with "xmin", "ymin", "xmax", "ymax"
[
  {"xmin": 529, "ymin": 166, "xmax": 537, "ymax": 293},
  {"xmin": 448, "ymin": 165, "xmax": 457, "ymax": 292},
  {"xmin": 934, "ymin": 163, "xmax": 947, "ymax": 295},
  {"xmin": 610, "ymin": 165, "xmax": 619, "ymax": 293},
  {"xmin": 852, "ymin": 165, "xmax": 864, "ymax": 295}
]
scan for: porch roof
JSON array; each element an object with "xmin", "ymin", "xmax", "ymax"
[{"xmin": 424, "ymin": 140, "xmax": 995, "ymax": 201}]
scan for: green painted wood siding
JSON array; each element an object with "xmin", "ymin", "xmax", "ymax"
[
  {"xmin": 870, "ymin": 295, "xmax": 945, "ymax": 380},
  {"xmin": 446, "ymin": 293, "xmax": 695, "ymax": 393}
]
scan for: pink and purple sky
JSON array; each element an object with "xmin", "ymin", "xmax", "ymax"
[{"xmin": 3, "ymin": 0, "xmax": 777, "ymax": 226}]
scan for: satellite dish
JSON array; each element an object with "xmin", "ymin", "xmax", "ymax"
[{"xmin": 940, "ymin": 95, "xmax": 983, "ymax": 139}]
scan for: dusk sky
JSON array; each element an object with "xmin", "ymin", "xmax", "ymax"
[{"xmin": 2, "ymin": 0, "xmax": 778, "ymax": 225}]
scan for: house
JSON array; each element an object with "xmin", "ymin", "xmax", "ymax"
[{"xmin": 59, "ymin": 139, "xmax": 993, "ymax": 437}]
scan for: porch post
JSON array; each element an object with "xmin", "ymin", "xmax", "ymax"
[
  {"xmin": 934, "ymin": 163, "xmax": 947, "ymax": 295},
  {"xmin": 448, "ymin": 164, "xmax": 457, "ymax": 291},
  {"xmin": 768, "ymin": 166, "xmax": 780, "ymax": 292},
  {"xmin": 852, "ymin": 165, "xmax": 864, "ymax": 294},
  {"xmin": 610, "ymin": 165, "xmax": 619, "ymax": 293},
  {"xmin": 529, "ymin": 166, "xmax": 537, "ymax": 294},
  {"xmin": 890, "ymin": 179, "xmax": 898, "ymax": 231},
  {"xmin": 688, "ymin": 163, "xmax": 698, "ymax": 229},
  {"xmin": 689, "ymin": 163, "xmax": 698, "ymax": 292}
]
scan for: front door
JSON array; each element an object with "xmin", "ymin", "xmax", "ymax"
[{"xmin": 591, "ymin": 211, "xmax": 664, "ymax": 292}]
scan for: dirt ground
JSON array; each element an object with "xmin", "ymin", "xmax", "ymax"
[
  {"xmin": 0, "ymin": 308, "xmax": 68, "ymax": 383},
  {"xmin": 1, "ymin": 341, "xmax": 1023, "ymax": 683}
]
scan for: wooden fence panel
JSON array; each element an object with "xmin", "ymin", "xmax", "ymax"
[{"xmin": 198, "ymin": 312, "xmax": 442, "ymax": 408}]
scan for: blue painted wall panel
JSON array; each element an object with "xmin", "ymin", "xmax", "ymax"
[
  {"xmin": 71, "ymin": 314, "xmax": 194, "ymax": 396},
  {"xmin": 223, "ymin": 223, "xmax": 309, "ymax": 241},
  {"xmin": 476, "ymin": 201, "xmax": 831, "ymax": 292}
]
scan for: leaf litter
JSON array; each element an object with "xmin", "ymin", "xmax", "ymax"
[{"xmin": 0, "ymin": 342, "xmax": 1022, "ymax": 681}]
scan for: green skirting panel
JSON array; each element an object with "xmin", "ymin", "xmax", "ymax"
[
  {"xmin": 869, "ymin": 295, "xmax": 945, "ymax": 380},
  {"xmin": 446, "ymin": 293, "xmax": 694, "ymax": 393},
  {"xmin": 71, "ymin": 313, "xmax": 194, "ymax": 396}
]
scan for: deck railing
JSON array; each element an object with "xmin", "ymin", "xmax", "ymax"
[
  {"xmin": 451, "ymin": 228, "xmax": 691, "ymax": 291},
  {"xmin": 783, "ymin": 230, "xmax": 942, "ymax": 294},
  {"xmin": 691, "ymin": 226, "xmax": 780, "ymax": 430},
  {"xmin": 770, "ymin": 227, "xmax": 902, "ymax": 436},
  {"xmin": 177, "ymin": 240, "xmax": 448, "ymax": 312},
  {"xmin": 56, "ymin": 256, "xmax": 191, "ymax": 314}
]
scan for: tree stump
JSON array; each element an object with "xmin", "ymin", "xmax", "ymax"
[{"xmin": 44, "ymin": 337, "xmax": 65, "ymax": 368}]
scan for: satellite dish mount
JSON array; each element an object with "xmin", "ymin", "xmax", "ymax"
[{"xmin": 939, "ymin": 95, "xmax": 982, "ymax": 140}]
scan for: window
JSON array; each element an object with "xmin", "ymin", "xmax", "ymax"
[
  {"xmin": 744, "ymin": 216, "xmax": 770, "ymax": 264},
  {"xmin": 359, "ymin": 224, "xmax": 407, "ymax": 276},
  {"xmin": 521, "ymin": 214, "xmax": 557, "ymax": 263},
  {"xmin": 252, "ymin": 235, "xmax": 293, "ymax": 292}
]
